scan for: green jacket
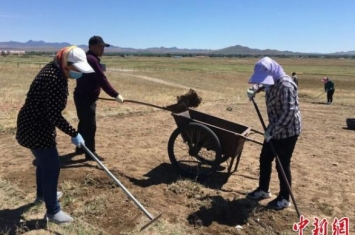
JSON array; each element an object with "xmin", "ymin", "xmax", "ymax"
[{"xmin": 324, "ymin": 80, "xmax": 335, "ymax": 92}]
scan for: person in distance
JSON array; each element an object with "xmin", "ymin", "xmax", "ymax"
[
  {"xmin": 291, "ymin": 72, "xmax": 299, "ymax": 86},
  {"xmin": 321, "ymin": 77, "xmax": 335, "ymax": 104}
]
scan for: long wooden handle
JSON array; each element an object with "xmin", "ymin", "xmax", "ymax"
[
  {"xmin": 251, "ymin": 98, "xmax": 301, "ymax": 218},
  {"xmin": 80, "ymin": 144, "xmax": 162, "ymax": 228},
  {"xmin": 98, "ymin": 97, "xmax": 168, "ymax": 110}
]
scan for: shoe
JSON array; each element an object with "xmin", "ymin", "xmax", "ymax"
[
  {"xmin": 35, "ymin": 191, "xmax": 63, "ymax": 204},
  {"xmin": 45, "ymin": 210, "xmax": 73, "ymax": 224},
  {"xmin": 246, "ymin": 188, "xmax": 271, "ymax": 200},
  {"xmin": 75, "ymin": 147, "xmax": 85, "ymax": 155},
  {"xmin": 85, "ymin": 153, "xmax": 104, "ymax": 161},
  {"xmin": 267, "ymin": 196, "xmax": 291, "ymax": 210}
]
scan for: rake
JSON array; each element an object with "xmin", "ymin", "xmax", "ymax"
[
  {"xmin": 311, "ymin": 91, "xmax": 326, "ymax": 103},
  {"xmin": 80, "ymin": 144, "xmax": 162, "ymax": 231}
]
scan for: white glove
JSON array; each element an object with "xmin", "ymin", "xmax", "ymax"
[
  {"xmin": 115, "ymin": 94, "xmax": 124, "ymax": 103},
  {"xmin": 247, "ymin": 88, "xmax": 256, "ymax": 100},
  {"xmin": 71, "ymin": 133, "xmax": 85, "ymax": 147},
  {"xmin": 247, "ymin": 84, "xmax": 264, "ymax": 100},
  {"xmin": 264, "ymin": 130, "xmax": 272, "ymax": 142},
  {"xmin": 252, "ymin": 84, "xmax": 264, "ymax": 91}
]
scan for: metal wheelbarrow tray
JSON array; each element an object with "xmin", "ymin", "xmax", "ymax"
[{"xmin": 167, "ymin": 109, "xmax": 262, "ymax": 179}]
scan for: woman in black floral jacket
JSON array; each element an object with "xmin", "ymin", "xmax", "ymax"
[{"xmin": 16, "ymin": 46, "xmax": 94, "ymax": 224}]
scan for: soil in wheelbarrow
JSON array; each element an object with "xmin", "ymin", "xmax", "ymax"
[
  {"xmin": 156, "ymin": 89, "xmax": 202, "ymax": 113},
  {"xmin": 1, "ymin": 99, "xmax": 355, "ymax": 234},
  {"xmin": 164, "ymin": 88, "xmax": 202, "ymax": 112}
]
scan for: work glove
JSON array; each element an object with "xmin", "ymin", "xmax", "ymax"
[
  {"xmin": 247, "ymin": 84, "xmax": 264, "ymax": 100},
  {"xmin": 264, "ymin": 130, "xmax": 272, "ymax": 142},
  {"xmin": 247, "ymin": 88, "xmax": 256, "ymax": 100},
  {"xmin": 115, "ymin": 94, "xmax": 124, "ymax": 103},
  {"xmin": 71, "ymin": 133, "xmax": 85, "ymax": 147}
]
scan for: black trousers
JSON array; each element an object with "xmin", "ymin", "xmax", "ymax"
[
  {"xmin": 258, "ymin": 135, "xmax": 298, "ymax": 200},
  {"xmin": 327, "ymin": 90, "xmax": 335, "ymax": 103},
  {"xmin": 74, "ymin": 94, "xmax": 97, "ymax": 154}
]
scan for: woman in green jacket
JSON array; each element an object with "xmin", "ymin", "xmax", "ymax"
[{"xmin": 322, "ymin": 77, "xmax": 335, "ymax": 104}]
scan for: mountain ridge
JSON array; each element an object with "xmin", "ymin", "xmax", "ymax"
[{"xmin": 0, "ymin": 40, "xmax": 354, "ymax": 55}]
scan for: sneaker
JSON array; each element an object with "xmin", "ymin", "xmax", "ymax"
[
  {"xmin": 246, "ymin": 188, "xmax": 271, "ymax": 200},
  {"xmin": 35, "ymin": 191, "xmax": 63, "ymax": 204},
  {"xmin": 45, "ymin": 210, "xmax": 73, "ymax": 224},
  {"xmin": 85, "ymin": 153, "xmax": 104, "ymax": 161},
  {"xmin": 267, "ymin": 196, "xmax": 291, "ymax": 210},
  {"xmin": 75, "ymin": 147, "xmax": 85, "ymax": 155}
]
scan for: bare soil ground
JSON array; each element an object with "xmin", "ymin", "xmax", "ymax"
[{"xmin": 1, "ymin": 93, "xmax": 355, "ymax": 234}]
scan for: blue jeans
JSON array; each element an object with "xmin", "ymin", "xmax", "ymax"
[{"xmin": 31, "ymin": 147, "xmax": 61, "ymax": 214}]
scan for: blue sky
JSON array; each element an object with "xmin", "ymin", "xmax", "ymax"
[{"xmin": 1, "ymin": 0, "xmax": 354, "ymax": 53}]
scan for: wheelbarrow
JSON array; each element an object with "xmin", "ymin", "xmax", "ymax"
[{"xmin": 167, "ymin": 108, "xmax": 263, "ymax": 179}]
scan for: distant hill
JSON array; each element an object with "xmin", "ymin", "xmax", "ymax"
[
  {"xmin": 211, "ymin": 45, "xmax": 305, "ymax": 56},
  {"xmin": 332, "ymin": 50, "xmax": 355, "ymax": 55},
  {"xmin": 0, "ymin": 40, "xmax": 72, "ymax": 51},
  {"xmin": 0, "ymin": 40, "xmax": 354, "ymax": 55},
  {"xmin": 0, "ymin": 40, "xmax": 211, "ymax": 54}
]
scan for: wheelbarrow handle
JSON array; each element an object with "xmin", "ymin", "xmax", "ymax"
[
  {"xmin": 250, "ymin": 129, "xmax": 264, "ymax": 135},
  {"xmin": 243, "ymin": 136, "xmax": 263, "ymax": 146}
]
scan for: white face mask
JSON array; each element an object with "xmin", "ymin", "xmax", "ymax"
[
  {"xmin": 69, "ymin": 70, "xmax": 83, "ymax": 79},
  {"xmin": 262, "ymin": 84, "xmax": 272, "ymax": 91}
]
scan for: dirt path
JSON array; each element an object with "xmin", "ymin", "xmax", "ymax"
[{"xmin": 110, "ymin": 69, "xmax": 206, "ymax": 92}]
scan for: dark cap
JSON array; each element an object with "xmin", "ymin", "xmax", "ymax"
[{"xmin": 89, "ymin": 36, "xmax": 110, "ymax": 47}]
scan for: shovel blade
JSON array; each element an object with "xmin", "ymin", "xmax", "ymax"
[{"xmin": 165, "ymin": 103, "xmax": 189, "ymax": 113}]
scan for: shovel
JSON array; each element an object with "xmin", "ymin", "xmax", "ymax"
[
  {"xmin": 99, "ymin": 89, "xmax": 202, "ymax": 113},
  {"xmin": 80, "ymin": 144, "xmax": 162, "ymax": 230},
  {"xmin": 98, "ymin": 98, "xmax": 188, "ymax": 113}
]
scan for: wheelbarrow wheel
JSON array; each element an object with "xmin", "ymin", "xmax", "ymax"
[{"xmin": 168, "ymin": 122, "xmax": 222, "ymax": 179}]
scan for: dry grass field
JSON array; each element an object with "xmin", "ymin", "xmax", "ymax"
[{"xmin": 0, "ymin": 56, "xmax": 354, "ymax": 235}]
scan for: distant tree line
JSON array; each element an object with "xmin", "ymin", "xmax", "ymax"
[{"xmin": 4, "ymin": 51, "xmax": 355, "ymax": 59}]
